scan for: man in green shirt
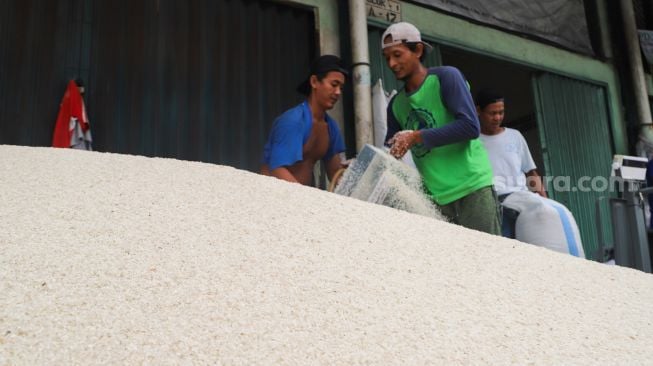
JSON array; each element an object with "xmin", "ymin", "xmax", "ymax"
[{"xmin": 382, "ymin": 22, "xmax": 500, "ymax": 235}]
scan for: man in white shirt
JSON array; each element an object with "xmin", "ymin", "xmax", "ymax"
[{"xmin": 476, "ymin": 89, "xmax": 546, "ymax": 237}]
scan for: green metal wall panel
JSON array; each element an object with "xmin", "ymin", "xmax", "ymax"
[
  {"xmin": 367, "ymin": 25, "xmax": 441, "ymax": 93},
  {"xmin": 532, "ymin": 73, "xmax": 615, "ymax": 259}
]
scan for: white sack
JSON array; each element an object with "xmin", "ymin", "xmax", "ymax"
[{"xmin": 503, "ymin": 191, "xmax": 585, "ymax": 258}]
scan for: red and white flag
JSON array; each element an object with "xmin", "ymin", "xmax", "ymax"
[{"xmin": 52, "ymin": 80, "xmax": 92, "ymax": 150}]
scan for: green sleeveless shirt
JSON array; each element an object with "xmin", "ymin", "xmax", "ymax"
[{"xmin": 388, "ymin": 68, "xmax": 493, "ymax": 205}]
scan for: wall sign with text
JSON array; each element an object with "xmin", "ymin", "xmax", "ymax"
[
  {"xmin": 366, "ymin": 0, "xmax": 401, "ymax": 23},
  {"xmin": 639, "ymin": 30, "xmax": 653, "ymax": 65}
]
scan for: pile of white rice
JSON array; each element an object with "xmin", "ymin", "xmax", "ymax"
[{"xmin": 1, "ymin": 145, "xmax": 652, "ymax": 365}]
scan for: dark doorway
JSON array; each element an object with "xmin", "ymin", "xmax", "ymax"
[{"xmin": 441, "ymin": 47, "xmax": 546, "ymax": 176}]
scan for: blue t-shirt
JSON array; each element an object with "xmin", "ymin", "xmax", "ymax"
[{"xmin": 263, "ymin": 101, "xmax": 345, "ymax": 170}]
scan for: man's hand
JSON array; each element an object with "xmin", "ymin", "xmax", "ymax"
[
  {"xmin": 526, "ymin": 169, "xmax": 547, "ymax": 198},
  {"xmin": 389, "ymin": 130, "xmax": 422, "ymax": 158}
]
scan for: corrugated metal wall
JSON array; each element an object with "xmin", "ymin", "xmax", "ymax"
[
  {"xmin": 0, "ymin": 0, "xmax": 86, "ymax": 146},
  {"xmin": 532, "ymin": 73, "xmax": 615, "ymax": 258},
  {"xmin": 0, "ymin": 0, "xmax": 315, "ymax": 172}
]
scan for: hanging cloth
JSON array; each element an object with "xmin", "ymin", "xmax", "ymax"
[{"xmin": 52, "ymin": 80, "xmax": 92, "ymax": 150}]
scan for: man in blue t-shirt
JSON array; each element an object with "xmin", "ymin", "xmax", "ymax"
[{"xmin": 261, "ymin": 55, "xmax": 348, "ymax": 186}]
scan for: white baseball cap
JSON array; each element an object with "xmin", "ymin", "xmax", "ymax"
[{"xmin": 381, "ymin": 22, "xmax": 433, "ymax": 53}]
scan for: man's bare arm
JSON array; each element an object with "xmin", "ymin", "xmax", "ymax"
[
  {"xmin": 526, "ymin": 169, "xmax": 547, "ymax": 198},
  {"xmin": 270, "ymin": 166, "xmax": 299, "ymax": 183},
  {"xmin": 325, "ymin": 154, "xmax": 345, "ymax": 182}
]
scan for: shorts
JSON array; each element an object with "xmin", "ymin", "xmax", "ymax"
[{"xmin": 438, "ymin": 186, "xmax": 502, "ymax": 235}]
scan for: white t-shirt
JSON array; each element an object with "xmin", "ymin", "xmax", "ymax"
[{"xmin": 479, "ymin": 128, "xmax": 537, "ymax": 196}]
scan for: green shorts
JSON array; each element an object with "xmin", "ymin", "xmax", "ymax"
[{"xmin": 438, "ymin": 186, "xmax": 501, "ymax": 235}]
